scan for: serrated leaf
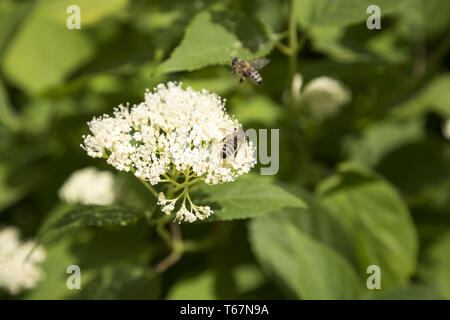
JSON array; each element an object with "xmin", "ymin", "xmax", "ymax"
[
  {"xmin": 157, "ymin": 11, "xmax": 278, "ymax": 74},
  {"xmin": 295, "ymin": 0, "xmax": 405, "ymax": 28},
  {"xmin": 317, "ymin": 162, "xmax": 418, "ymax": 288},
  {"xmin": 249, "ymin": 209, "xmax": 363, "ymax": 299},
  {"xmin": 200, "ymin": 177, "xmax": 307, "ymax": 222},
  {"xmin": 38, "ymin": 205, "xmax": 145, "ymax": 242}
]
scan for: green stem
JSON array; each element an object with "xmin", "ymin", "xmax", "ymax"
[
  {"xmin": 137, "ymin": 178, "xmax": 159, "ymax": 198},
  {"xmin": 155, "ymin": 214, "xmax": 172, "ymax": 248},
  {"xmin": 155, "ymin": 222, "xmax": 184, "ymax": 273},
  {"xmin": 163, "ymin": 173, "xmax": 181, "ymax": 186},
  {"xmin": 288, "ymin": 0, "xmax": 298, "ymax": 84},
  {"xmin": 275, "ymin": 41, "xmax": 293, "ymax": 56}
]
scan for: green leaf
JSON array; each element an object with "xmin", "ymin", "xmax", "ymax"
[
  {"xmin": 25, "ymin": 237, "xmax": 79, "ymax": 300},
  {"xmin": 200, "ymin": 177, "xmax": 307, "ymax": 222},
  {"xmin": 295, "ymin": 0, "xmax": 405, "ymax": 28},
  {"xmin": 0, "ymin": 0, "xmax": 31, "ymax": 57},
  {"xmin": 232, "ymin": 264, "xmax": 266, "ymax": 296},
  {"xmin": 166, "ymin": 272, "xmax": 216, "ymax": 300},
  {"xmin": 419, "ymin": 231, "xmax": 450, "ymax": 299},
  {"xmin": 157, "ymin": 11, "xmax": 278, "ymax": 74},
  {"xmin": 2, "ymin": 1, "xmax": 94, "ymax": 94},
  {"xmin": 27, "ymin": 225, "xmax": 155, "ymax": 299},
  {"xmin": 77, "ymin": 264, "xmax": 160, "ymax": 300},
  {"xmin": 370, "ymin": 285, "xmax": 441, "ymax": 300},
  {"xmin": 39, "ymin": 205, "xmax": 145, "ymax": 242},
  {"xmin": 282, "ymin": 185, "xmax": 356, "ymax": 263},
  {"xmin": 0, "ymin": 78, "xmax": 21, "ymax": 133},
  {"xmin": 231, "ymin": 95, "xmax": 281, "ymax": 126},
  {"xmin": 395, "ymin": 0, "xmax": 450, "ymax": 40},
  {"xmin": 0, "ymin": 164, "xmax": 28, "ymax": 212},
  {"xmin": 393, "ymin": 75, "xmax": 450, "ymax": 118},
  {"xmin": 317, "ymin": 162, "xmax": 418, "ymax": 288},
  {"xmin": 343, "ymin": 118, "xmax": 425, "ymax": 167},
  {"xmin": 310, "ymin": 26, "xmax": 408, "ymax": 64},
  {"xmin": 43, "ymin": 0, "xmax": 129, "ymax": 26},
  {"xmin": 249, "ymin": 208, "xmax": 363, "ymax": 299}
]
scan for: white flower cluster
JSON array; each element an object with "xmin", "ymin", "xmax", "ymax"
[
  {"xmin": 293, "ymin": 73, "xmax": 351, "ymax": 120},
  {"xmin": 58, "ymin": 167, "xmax": 116, "ymax": 205},
  {"xmin": 0, "ymin": 226, "xmax": 46, "ymax": 295},
  {"xmin": 82, "ymin": 82, "xmax": 256, "ymax": 222},
  {"xmin": 443, "ymin": 119, "xmax": 450, "ymax": 141}
]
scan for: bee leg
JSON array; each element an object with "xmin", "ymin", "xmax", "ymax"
[{"xmin": 239, "ymin": 77, "xmax": 245, "ymax": 84}]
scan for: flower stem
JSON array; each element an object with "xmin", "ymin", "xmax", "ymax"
[
  {"xmin": 288, "ymin": 0, "xmax": 298, "ymax": 84},
  {"xmin": 155, "ymin": 222, "xmax": 184, "ymax": 273},
  {"xmin": 137, "ymin": 178, "xmax": 159, "ymax": 198},
  {"xmin": 155, "ymin": 214, "xmax": 172, "ymax": 248}
]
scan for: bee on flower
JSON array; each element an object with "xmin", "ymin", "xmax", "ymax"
[{"xmin": 81, "ymin": 82, "xmax": 256, "ymax": 223}]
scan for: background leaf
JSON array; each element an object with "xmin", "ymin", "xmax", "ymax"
[
  {"xmin": 419, "ymin": 231, "xmax": 450, "ymax": 299},
  {"xmin": 2, "ymin": 1, "xmax": 94, "ymax": 93},
  {"xmin": 249, "ymin": 208, "xmax": 363, "ymax": 299},
  {"xmin": 295, "ymin": 0, "xmax": 405, "ymax": 28},
  {"xmin": 317, "ymin": 162, "xmax": 418, "ymax": 288}
]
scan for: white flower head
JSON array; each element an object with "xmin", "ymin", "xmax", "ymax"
[
  {"xmin": 58, "ymin": 167, "xmax": 116, "ymax": 205},
  {"xmin": 0, "ymin": 226, "xmax": 46, "ymax": 295},
  {"xmin": 82, "ymin": 82, "xmax": 256, "ymax": 222},
  {"xmin": 295, "ymin": 74, "xmax": 351, "ymax": 120},
  {"xmin": 442, "ymin": 119, "xmax": 450, "ymax": 141}
]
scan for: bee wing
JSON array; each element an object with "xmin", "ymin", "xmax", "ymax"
[{"xmin": 250, "ymin": 58, "xmax": 270, "ymax": 70}]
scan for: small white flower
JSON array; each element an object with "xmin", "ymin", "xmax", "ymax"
[
  {"xmin": 81, "ymin": 82, "xmax": 256, "ymax": 222},
  {"xmin": 294, "ymin": 73, "xmax": 351, "ymax": 120},
  {"xmin": 0, "ymin": 226, "xmax": 46, "ymax": 295},
  {"xmin": 58, "ymin": 167, "xmax": 116, "ymax": 205},
  {"xmin": 157, "ymin": 192, "xmax": 167, "ymax": 206}
]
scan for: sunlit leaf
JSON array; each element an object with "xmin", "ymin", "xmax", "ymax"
[
  {"xmin": 200, "ymin": 177, "xmax": 307, "ymax": 222},
  {"xmin": 166, "ymin": 272, "xmax": 216, "ymax": 300},
  {"xmin": 157, "ymin": 11, "xmax": 278, "ymax": 74},
  {"xmin": 2, "ymin": 1, "xmax": 94, "ymax": 93}
]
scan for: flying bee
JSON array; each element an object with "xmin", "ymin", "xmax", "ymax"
[
  {"xmin": 220, "ymin": 127, "xmax": 247, "ymax": 159},
  {"xmin": 230, "ymin": 57, "xmax": 270, "ymax": 85}
]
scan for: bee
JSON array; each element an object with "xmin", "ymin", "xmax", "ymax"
[
  {"xmin": 230, "ymin": 58, "xmax": 270, "ymax": 85},
  {"xmin": 220, "ymin": 127, "xmax": 247, "ymax": 159}
]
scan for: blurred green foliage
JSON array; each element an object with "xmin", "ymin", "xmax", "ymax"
[{"xmin": 0, "ymin": 0, "xmax": 449, "ymax": 300}]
